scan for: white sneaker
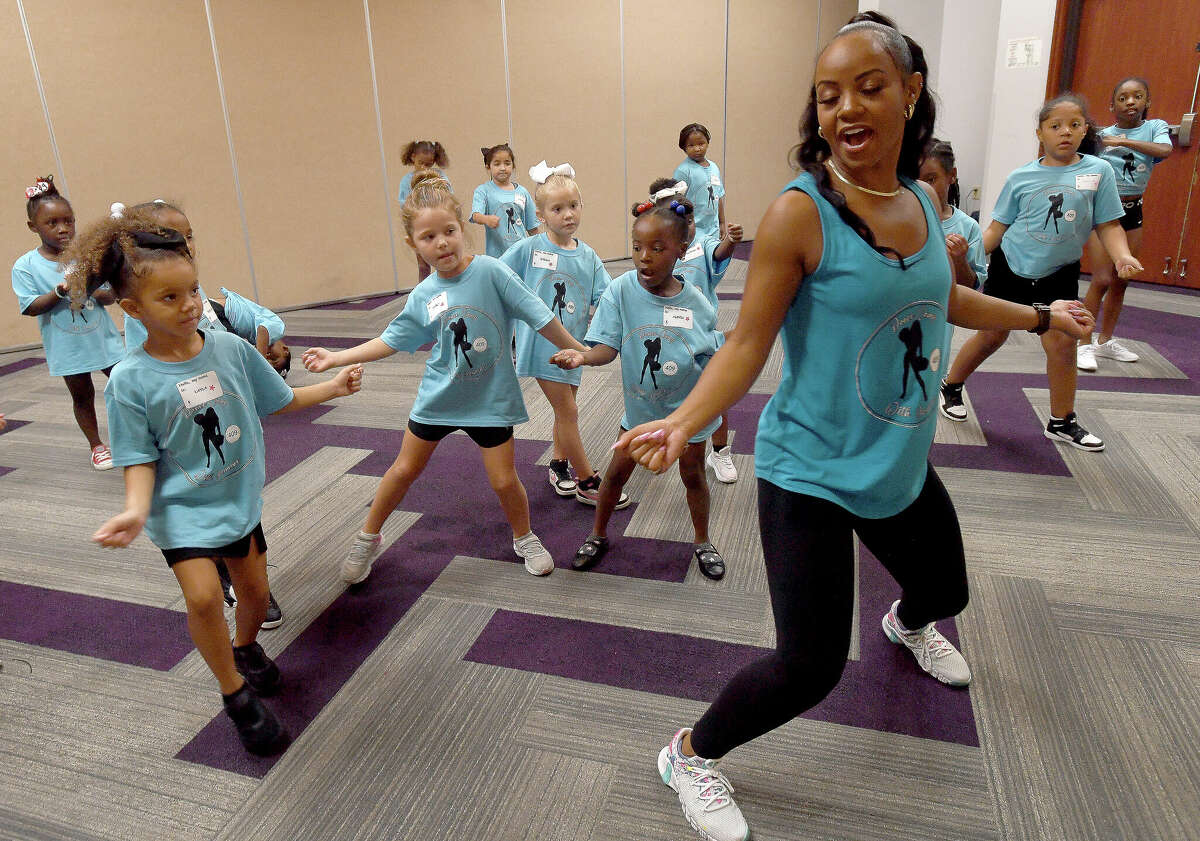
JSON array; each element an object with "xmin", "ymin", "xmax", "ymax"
[
  {"xmin": 90, "ymin": 444, "xmax": 114, "ymax": 470},
  {"xmin": 513, "ymin": 532, "xmax": 553, "ymax": 576},
  {"xmin": 1076, "ymin": 342, "xmax": 1098, "ymax": 372},
  {"xmin": 342, "ymin": 531, "xmax": 382, "ymax": 584},
  {"xmin": 881, "ymin": 600, "xmax": 971, "ymax": 686},
  {"xmin": 706, "ymin": 445, "xmax": 738, "ymax": 484},
  {"xmin": 657, "ymin": 728, "xmax": 749, "ymax": 841},
  {"xmin": 1093, "ymin": 338, "xmax": 1139, "ymax": 362}
]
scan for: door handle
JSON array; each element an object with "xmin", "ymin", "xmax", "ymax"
[
  {"xmin": 1163, "ymin": 257, "xmax": 1173, "ymax": 277},
  {"xmin": 1180, "ymin": 258, "xmax": 1189, "ymax": 281}
]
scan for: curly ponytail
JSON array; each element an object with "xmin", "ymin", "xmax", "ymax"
[{"xmin": 62, "ymin": 208, "xmax": 192, "ymax": 306}]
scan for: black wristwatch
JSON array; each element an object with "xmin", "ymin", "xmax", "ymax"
[{"xmin": 1028, "ymin": 303, "xmax": 1051, "ymax": 335}]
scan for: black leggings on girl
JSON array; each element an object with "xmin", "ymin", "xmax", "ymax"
[{"xmin": 688, "ymin": 464, "xmax": 969, "ymax": 760}]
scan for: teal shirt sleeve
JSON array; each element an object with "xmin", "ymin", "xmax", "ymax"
[
  {"xmin": 499, "ymin": 237, "xmax": 529, "ymax": 277},
  {"xmin": 991, "ymin": 176, "xmax": 1019, "ymax": 225},
  {"xmin": 965, "ymin": 222, "xmax": 986, "ymax": 288},
  {"xmin": 519, "ymin": 186, "xmax": 539, "ymax": 230},
  {"xmin": 471, "ymin": 184, "xmax": 488, "ymax": 217},
  {"xmin": 496, "ymin": 262, "xmax": 554, "ymax": 330},
  {"xmin": 590, "ymin": 253, "xmax": 610, "ymax": 307},
  {"xmin": 380, "ymin": 288, "xmax": 437, "ymax": 352},
  {"xmin": 584, "ymin": 285, "xmax": 622, "ymax": 350},
  {"xmin": 11, "ymin": 259, "xmax": 45, "ymax": 313},
  {"xmin": 706, "ymin": 235, "xmax": 731, "ymax": 282},
  {"xmin": 235, "ymin": 338, "xmax": 294, "ymax": 415},
  {"xmin": 1093, "ymin": 162, "xmax": 1124, "ymax": 225},
  {"xmin": 105, "ymin": 374, "xmax": 159, "ymax": 467},
  {"xmin": 220, "ymin": 288, "xmax": 286, "ymax": 344}
]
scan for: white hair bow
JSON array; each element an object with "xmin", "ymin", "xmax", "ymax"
[
  {"xmin": 528, "ymin": 160, "xmax": 576, "ymax": 184},
  {"xmin": 109, "ymin": 202, "xmax": 126, "ymax": 219},
  {"xmin": 651, "ymin": 181, "xmax": 688, "ymax": 202}
]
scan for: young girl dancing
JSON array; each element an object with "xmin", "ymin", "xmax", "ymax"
[
  {"xmin": 71, "ymin": 207, "xmax": 362, "ymax": 755},
  {"xmin": 303, "ymin": 171, "xmax": 586, "ymax": 582},
  {"xmin": 649, "ymin": 178, "xmax": 745, "ymax": 483},
  {"xmin": 470, "ymin": 143, "xmax": 540, "ymax": 257},
  {"xmin": 1076, "ymin": 77, "xmax": 1172, "ymax": 371},
  {"xmin": 550, "ymin": 196, "xmax": 725, "ymax": 578},
  {"xmin": 673, "ymin": 124, "xmax": 726, "ymax": 240},
  {"xmin": 398, "ymin": 140, "xmax": 451, "ymax": 281},
  {"xmin": 500, "ymin": 160, "xmax": 626, "ymax": 507},
  {"xmin": 617, "ymin": 20, "xmax": 1095, "ymax": 840},
  {"xmin": 940, "ymin": 93, "xmax": 1141, "ymax": 450},
  {"xmin": 12, "ymin": 176, "xmax": 125, "ymax": 469}
]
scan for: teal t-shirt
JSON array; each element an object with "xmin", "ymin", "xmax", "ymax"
[
  {"xmin": 397, "ymin": 168, "xmax": 451, "ymax": 203},
  {"xmin": 124, "ymin": 285, "xmax": 226, "ymax": 351},
  {"xmin": 380, "ymin": 255, "xmax": 553, "ymax": 426},
  {"xmin": 471, "ymin": 181, "xmax": 539, "ymax": 257},
  {"xmin": 992, "ymin": 154, "xmax": 1124, "ymax": 278},
  {"xmin": 674, "ymin": 233, "xmax": 731, "ymax": 311},
  {"xmin": 1099, "ymin": 119, "xmax": 1170, "ymax": 196},
  {"xmin": 673, "ymin": 158, "xmax": 724, "ymax": 240},
  {"xmin": 104, "ymin": 330, "xmax": 294, "ymax": 549},
  {"xmin": 500, "ymin": 233, "xmax": 609, "ymax": 386},
  {"xmin": 11, "ymin": 249, "xmax": 124, "ymax": 376},
  {"xmin": 220, "ymin": 288, "xmax": 285, "ymax": 345},
  {"xmin": 585, "ymin": 271, "xmax": 722, "ymax": 443},
  {"xmin": 755, "ymin": 173, "xmax": 952, "ymax": 518},
  {"xmin": 940, "ymin": 206, "xmax": 986, "ymax": 355}
]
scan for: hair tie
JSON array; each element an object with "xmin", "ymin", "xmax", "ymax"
[
  {"xmin": 669, "ymin": 200, "xmax": 688, "ymax": 216},
  {"xmin": 634, "ymin": 201, "xmax": 655, "ymax": 215},
  {"xmin": 651, "ymin": 181, "xmax": 688, "ymax": 202},
  {"xmin": 109, "ymin": 202, "xmax": 126, "ymax": 219},
  {"xmin": 25, "ymin": 179, "xmax": 52, "ymax": 200}
]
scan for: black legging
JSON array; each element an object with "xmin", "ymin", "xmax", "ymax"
[{"xmin": 689, "ymin": 464, "xmax": 969, "ymax": 759}]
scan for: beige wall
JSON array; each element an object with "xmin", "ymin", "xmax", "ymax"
[{"xmin": 3, "ymin": 0, "xmax": 845, "ymax": 353}]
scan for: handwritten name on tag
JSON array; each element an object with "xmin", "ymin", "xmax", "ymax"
[
  {"xmin": 176, "ymin": 371, "xmax": 223, "ymax": 409},
  {"xmin": 663, "ymin": 305, "xmax": 693, "ymax": 329},
  {"xmin": 426, "ymin": 291, "xmax": 449, "ymax": 323},
  {"xmin": 531, "ymin": 250, "xmax": 558, "ymax": 270}
]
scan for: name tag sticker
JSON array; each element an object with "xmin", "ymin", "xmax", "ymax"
[
  {"xmin": 513, "ymin": 193, "xmax": 526, "ymax": 209},
  {"xmin": 684, "ymin": 243, "xmax": 705, "ymax": 262},
  {"xmin": 1075, "ymin": 173, "xmax": 1101, "ymax": 191},
  {"xmin": 710, "ymin": 172, "xmax": 721, "ymax": 186},
  {"xmin": 176, "ymin": 371, "xmax": 224, "ymax": 409},
  {"xmin": 426, "ymin": 291, "xmax": 448, "ymax": 322},
  {"xmin": 201, "ymin": 298, "xmax": 219, "ymax": 327},
  {"xmin": 531, "ymin": 250, "xmax": 559, "ymax": 270},
  {"xmin": 663, "ymin": 305, "xmax": 693, "ymax": 329}
]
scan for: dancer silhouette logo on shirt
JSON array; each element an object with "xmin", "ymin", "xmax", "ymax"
[
  {"xmin": 640, "ymin": 337, "xmax": 662, "ymax": 389},
  {"xmin": 706, "ymin": 185, "xmax": 716, "ymax": 210},
  {"xmin": 1121, "ymin": 152, "xmax": 1137, "ymax": 181},
  {"xmin": 551, "ymin": 281, "xmax": 567, "ymax": 321},
  {"xmin": 449, "ymin": 317, "xmax": 473, "ymax": 369},
  {"xmin": 897, "ymin": 320, "xmax": 929, "ymax": 401},
  {"xmin": 193, "ymin": 406, "xmax": 226, "ymax": 468},
  {"xmin": 1043, "ymin": 193, "xmax": 1065, "ymax": 233}
]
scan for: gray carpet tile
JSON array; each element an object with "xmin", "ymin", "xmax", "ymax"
[
  {"xmin": 0, "ymin": 641, "xmax": 255, "ymax": 841},
  {"xmin": 519, "ymin": 677, "xmax": 998, "ymax": 841}
]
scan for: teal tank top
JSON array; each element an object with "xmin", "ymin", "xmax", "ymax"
[{"xmin": 754, "ymin": 172, "xmax": 953, "ymax": 518}]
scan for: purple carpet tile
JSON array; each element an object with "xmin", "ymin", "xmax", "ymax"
[
  {"xmin": 0, "ymin": 418, "xmax": 30, "ymax": 437},
  {"xmin": 0, "ymin": 580, "xmax": 193, "ymax": 670},
  {"xmin": 283, "ymin": 335, "xmax": 375, "ymax": 350},
  {"xmin": 464, "ymin": 541, "xmax": 977, "ymax": 747},
  {"xmin": 716, "ymin": 291, "xmax": 742, "ymax": 301},
  {"xmin": 0, "ymin": 356, "xmax": 45, "ymax": 377},
  {"xmin": 731, "ymin": 240, "xmax": 753, "ymax": 262}
]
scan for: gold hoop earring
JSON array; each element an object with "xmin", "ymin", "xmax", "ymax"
[
  {"xmin": 817, "ymin": 125, "xmax": 825, "ymax": 139},
  {"xmin": 904, "ymin": 103, "xmax": 915, "ymax": 120}
]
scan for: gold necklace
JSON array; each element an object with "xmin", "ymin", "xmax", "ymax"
[{"xmin": 825, "ymin": 159, "xmax": 902, "ymax": 197}]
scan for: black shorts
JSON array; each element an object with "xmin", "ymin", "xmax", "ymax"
[
  {"xmin": 162, "ymin": 523, "xmax": 266, "ymax": 567},
  {"xmin": 406, "ymin": 419, "xmax": 513, "ymax": 448},
  {"xmin": 1119, "ymin": 196, "xmax": 1143, "ymax": 231},
  {"xmin": 982, "ymin": 247, "xmax": 1079, "ymax": 307}
]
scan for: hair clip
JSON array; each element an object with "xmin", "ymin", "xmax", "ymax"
[
  {"xmin": 651, "ymin": 181, "xmax": 688, "ymax": 202},
  {"xmin": 529, "ymin": 160, "xmax": 576, "ymax": 184},
  {"xmin": 109, "ymin": 202, "xmax": 126, "ymax": 219},
  {"xmin": 634, "ymin": 201, "xmax": 655, "ymax": 215},
  {"xmin": 25, "ymin": 179, "xmax": 51, "ymax": 199},
  {"xmin": 669, "ymin": 200, "xmax": 688, "ymax": 216}
]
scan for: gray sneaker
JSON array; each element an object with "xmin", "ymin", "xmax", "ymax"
[
  {"xmin": 342, "ymin": 531, "xmax": 382, "ymax": 584},
  {"xmin": 513, "ymin": 532, "xmax": 553, "ymax": 576},
  {"xmin": 882, "ymin": 600, "xmax": 971, "ymax": 686},
  {"xmin": 657, "ymin": 728, "xmax": 749, "ymax": 841}
]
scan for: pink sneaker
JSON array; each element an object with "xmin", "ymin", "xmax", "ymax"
[{"xmin": 90, "ymin": 444, "xmax": 114, "ymax": 471}]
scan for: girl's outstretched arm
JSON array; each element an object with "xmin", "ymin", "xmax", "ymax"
[
  {"xmin": 302, "ymin": 338, "xmax": 395, "ymax": 372},
  {"xmin": 1094, "ymin": 219, "xmax": 1144, "ymax": 278},
  {"xmin": 948, "ymin": 285, "xmax": 1093, "ymax": 336},
  {"xmin": 549, "ymin": 343, "xmax": 618, "ymax": 369},
  {"xmin": 712, "ymin": 223, "xmax": 744, "ymax": 262},
  {"xmin": 94, "ymin": 463, "xmax": 156, "ymax": 548},
  {"xmin": 536, "ymin": 318, "xmax": 587, "ymax": 353},
  {"xmin": 275, "ymin": 365, "xmax": 364, "ymax": 414}
]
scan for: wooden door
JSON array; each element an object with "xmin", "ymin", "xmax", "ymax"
[{"xmin": 1051, "ymin": 0, "xmax": 1200, "ymax": 288}]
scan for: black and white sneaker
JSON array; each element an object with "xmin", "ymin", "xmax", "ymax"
[
  {"xmin": 547, "ymin": 458, "xmax": 577, "ymax": 496},
  {"xmin": 939, "ymin": 379, "xmax": 968, "ymax": 422},
  {"xmin": 261, "ymin": 593, "xmax": 283, "ymax": 630},
  {"xmin": 1044, "ymin": 412, "xmax": 1104, "ymax": 452}
]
